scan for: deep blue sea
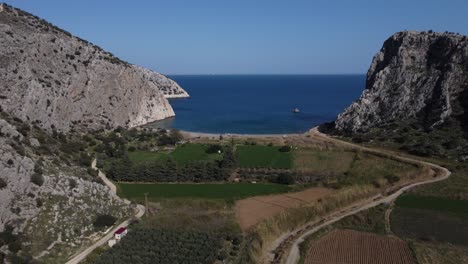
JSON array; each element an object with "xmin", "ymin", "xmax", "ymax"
[{"xmin": 149, "ymin": 75, "xmax": 365, "ymax": 134}]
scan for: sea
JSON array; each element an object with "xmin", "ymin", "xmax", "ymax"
[{"xmin": 148, "ymin": 75, "xmax": 365, "ymax": 134}]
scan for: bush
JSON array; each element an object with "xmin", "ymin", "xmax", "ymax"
[
  {"xmin": 275, "ymin": 173, "xmax": 295, "ymax": 185},
  {"xmin": 206, "ymin": 144, "xmax": 222, "ymax": 154},
  {"xmin": 69, "ymin": 178, "xmax": 78, "ymax": 189},
  {"xmin": 93, "ymin": 214, "xmax": 117, "ymax": 229},
  {"xmin": 0, "ymin": 178, "xmax": 7, "ymax": 189},
  {"xmin": 31, "ymin": 173, "xmax": 44, "ymax": 186},
  {"xmin": 128, "ymin": 146, "xmax": 136, "ymax": 152},
  {"xmin": 278, "ymin": 145, "xmax": 292, "ymax": 152}
]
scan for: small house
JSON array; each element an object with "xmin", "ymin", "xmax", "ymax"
[{"xmin": 114, "ymin": 227, "xmax": 128, "ymax": 240}]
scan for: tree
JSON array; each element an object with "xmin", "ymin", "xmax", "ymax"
[
  {"xmin": 275, "ymin": 173, "xmax": 295, "ymax": 185},
  {"xmin": 93, "ymin": 214, "xmax": 117, "ymax": 229},
  {"xmin": 31, "ymin": 173, "xmax": 44, "ymax": 186}
]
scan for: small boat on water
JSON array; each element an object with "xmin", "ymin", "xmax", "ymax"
[{"xmin": 293, "ymin": 108, "xmax": 300, "ymax": 113}]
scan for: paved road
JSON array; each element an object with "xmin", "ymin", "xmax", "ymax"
[
  {"xmin": 65, "ymin": 160, "xmax": 145, "ymax": 264},
  {"xmin": 270, "ymin": 128, "xmax": 451, "ymax": 264}
]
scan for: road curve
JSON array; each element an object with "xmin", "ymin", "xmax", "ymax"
[
  {"xmin": 65, "ymin": 160, "xmax": 145, "ymax": 264},
  {"xmin": 275, "ymin": 128, "xmax": 451, "ymax": 264}
]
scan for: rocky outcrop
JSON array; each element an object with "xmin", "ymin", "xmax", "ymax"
[
  {"xmin": 332, "ymin": 31, "xmax": 468, "ymax": 134},
  {"xmin": 0, "ymin": 3, "xmax": 188, "ymax": 132},
  {"xmin": 0, "ymin": 114, "xmax": 132, "ymax": 261}
]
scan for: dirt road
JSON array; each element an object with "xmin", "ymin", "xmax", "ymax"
[
  {"xmin": 267, "ymin": 128, "xmax": 451, "ymax": 264},
  {"xmin": 65, "ymin": 160, "xmax": 145, "ymax": 264}
]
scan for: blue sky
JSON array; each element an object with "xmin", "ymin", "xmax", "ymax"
[{"xmin": 4, "ymin": 0, "xmax": 468, "ymax": 74}]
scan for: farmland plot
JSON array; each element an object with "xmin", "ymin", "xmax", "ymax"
[{"xmin": 304, "ymin": 230, "xmax": 415, "ymax": 264}]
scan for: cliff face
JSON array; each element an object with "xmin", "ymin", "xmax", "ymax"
[
  {"xmin": 333, "ymin": 31, "xmax": 468, "ymax": 134},
  {"xmin": 0, "ymin": 3, "xmax": 188, "ymax": 132}
]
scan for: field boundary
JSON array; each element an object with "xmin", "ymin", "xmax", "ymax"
[{"xmin": 264, "ymin": 128, "xmax": 451, "ymax": 264}]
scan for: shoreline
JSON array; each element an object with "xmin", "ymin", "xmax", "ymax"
[{"xmin": 180, "ymin": 130, "xmax": 306, "ymax": 139}]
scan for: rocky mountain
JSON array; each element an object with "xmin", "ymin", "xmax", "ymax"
[
  {"xmin": 0, "ymin": 3, "xmax": 188, "ymax": 133},
  {"xmin": 324, "ymin": 31, "xmax": 468, "ymax": 157},
  {"xmin": 0, "ymin": 111, "xmax": 133, "ymax": 262}
]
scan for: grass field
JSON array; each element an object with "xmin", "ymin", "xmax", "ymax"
[
  {"xmin": 117, "ymin": 182, "xmax": 291, "ymax": 201},
  {"xmin": 390, "ymin": 207, "xmax": 468, "ymax": 246},
  {"xmin": 395, "ymin": 194, "xmax": 468, "ymax": 215},
  {"xmin": 128, "ymin": 143, "xmax": 222, "ymax": 165},
  {"xmin": 236, "ymin": 145, "xmax": 293, "ymax": 169},
  {"xmin": 294, "ymin": 148, "xmax": 355, "ymax": 173}
]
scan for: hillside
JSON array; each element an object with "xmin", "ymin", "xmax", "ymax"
[
  {"xmin": 0, "ymin": 110, "xmax": 133, "ymax": 263},
  {"xmin": 0, "ymin": 3, "xmax": 188, "ymax": 132},
  {"xmin": 323, "ymin": 31, "xmax": 468, "ymax": 158}
]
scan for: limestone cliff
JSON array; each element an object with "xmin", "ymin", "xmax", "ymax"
[
  {"xmin": 331, "ymin": 31, "xmax": 468, "ymax": 134},
  {"xmin": 0, "ymin": 3, "xmax": 188, "ymax": 132}
]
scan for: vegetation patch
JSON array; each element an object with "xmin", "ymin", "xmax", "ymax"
[
  {"xmin": 390, "ymin": 207, "xmax": 468, "ymax": 246},
  {"xmin": 395, "ymin": 194, "xmax": 468, "ymax": 215},
  {"xmin": 236, "ymin": 145, "xmax": 293, "ymax": 169},
  {"xmin": 93, "ymin": 228, "xmax": 230, "ymax": 264},
  {"xmin": 117, "ymin": 182, "xmax": 290, "ymax": 201}
]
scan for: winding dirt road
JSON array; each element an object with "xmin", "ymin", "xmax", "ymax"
[
  {"xmin": 267, "ymin": 128, "xmax": 451, "ymax": 264},
  {"xmin": 65, "ymin": 160, "xmax": 146, "ymax": 264}
]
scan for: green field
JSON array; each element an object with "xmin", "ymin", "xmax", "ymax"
[
  {"xmin": 395, "ymin": 194, "xmax": 468, "ymax": 215},
  {"xmin": 236, "ymin": 145, "xmax": 293, "ymax": 169},
  {"xmin": 128, "ymin": 143, "xmax": 222, "ymax": 165},
  {"xmin": 117, "ymin": 182, "xmax": 291, "ymax": 201}
]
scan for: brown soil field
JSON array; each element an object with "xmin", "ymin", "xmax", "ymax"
[
  {"xmin": 305, "ymin": 229, "xmax": 415, "ymax": 264},
  {"xmin": 235, "ymin": 187, "xmax": 333, "ymax": 231}
]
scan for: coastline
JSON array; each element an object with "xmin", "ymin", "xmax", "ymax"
[{"xmin": 180, "ymin": 130, "xmax": 305, "ymax": 139}]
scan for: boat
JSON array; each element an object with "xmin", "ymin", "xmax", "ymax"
[{"xmin": 293, "ymin": 108, "xmax": 300, "ymax": 113}]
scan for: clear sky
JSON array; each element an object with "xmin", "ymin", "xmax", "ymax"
[{"xmin": 4, "ymin": 0, "xmax": 468, "ymax": 74}]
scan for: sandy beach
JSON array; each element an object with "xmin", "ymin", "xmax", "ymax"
[{"xmin": 180, "ymin": 130, "xmax": 303, "ymax": 139}]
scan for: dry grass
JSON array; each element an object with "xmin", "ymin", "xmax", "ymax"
[
  {"xmin": 294, "ymin": 148, "xmax": 355, "ymax": 173},
  {"xmin": 234, "ymin": 188, "xmax": 333, "ymax": 231},
  {"xmin": 411, "ymin": 241, "xmax": 468, "ymax": 264}
]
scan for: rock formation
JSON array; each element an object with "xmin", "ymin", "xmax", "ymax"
[
  {"xmin": 0, "ymin": 3, "xmax": 188, "ymax": 132},
  {"xmin": 332, "ymin": 31, "xmax": 468, "ymax": 134}
]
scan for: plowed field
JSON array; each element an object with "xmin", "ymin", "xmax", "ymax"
[{"xmin": 305, "ymin": 230, "xmax": 415, "ymax": 264}]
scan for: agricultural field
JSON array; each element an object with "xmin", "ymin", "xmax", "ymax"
[
  {"xmin": 395, "ymin": 194, "xmax": 468, "ymax": 215},
  {"xmin": 93, "ymin": 199, "xmax": 243, "ymax": 264},
  {"xmin": 236, "ymin": 145, "xmax": 293, "ymax": 169},
  {"xmin": 117, "ymin": 182, "xmax": 291, "ymax": 202},
  {"xmin": 235, "ymin": 187, "xmax": 333, "ymax": 231},
  {"xmin": 390, "ymin": 192, "xmax": 468, "ymax": 246},
  {"xmin": 390, "ymin": 207, "xmax": 468, "ymax": 246},
  {"xmin": 304, "ymin": 230, "xmax": 415, "ymax": 264},
  {"xmin": 293, "ymin": 148, "xmax": 355, "ymax": 173},
  {"xmin": 128, "ymin": 143, "xmax": 222, "ymax": 165}
]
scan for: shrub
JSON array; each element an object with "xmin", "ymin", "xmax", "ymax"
[
  {"xmin": 31, "ymin": 173, "xmax": 44, "ymax": 186},
  {"xmin": 0, "ymin": 178, "xmax": 7, "ymax": 189},
  {"xmin": 69, "ymin": 178, "xmax": 78, "ymax": 189},
  {"xmin": 128, "ymin": 146, "xmax": 136, "ymax": 152},
  {"xmin": 36, "ymin": 198, "xmax": 43, "ymax": 208},
  {"xmin": 7, "ymin": 159, "xmax": 14, "ymax": 166},
  {"xmin": 206, "ymin": 144, "xmax": 222, "ymax": 154},
  {"xmin": 275, "ymin": 173, "xmax": 295, "ymax": 185},
  {"xmin": 278, "ymin": 145, "xmax": 292, "ymax": 152},
  {"xmin": 93, "ymin": 214, "xmax": 117, "ymax": 229}
]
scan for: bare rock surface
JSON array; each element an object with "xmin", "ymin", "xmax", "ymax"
[
  {"xmin": 0, "ymin": 3, "xmax": 188, "ymax": 132},
  {"xmin": 333, "ymin": 31, "xmax": 468, "ymax": 134}
]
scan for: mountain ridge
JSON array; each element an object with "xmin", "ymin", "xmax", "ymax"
[
  {"xmin": 0, "ymin": 3, "xmax": 188, "ymax": 133},
  {"xmin": 323, "ymin": 30, "xmax": 468, "ymax": 158}
]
